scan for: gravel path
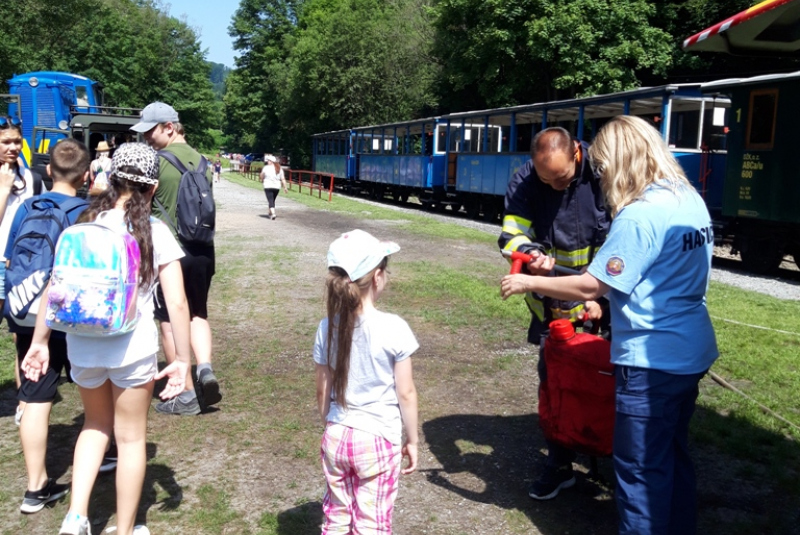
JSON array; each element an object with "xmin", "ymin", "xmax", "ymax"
[{"xmin": 342, "ymin": 193, "xmax": 800, "ymax": 301}]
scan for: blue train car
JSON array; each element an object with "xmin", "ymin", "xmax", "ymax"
[
  {"xmin": 312, "ymin": 84, "xmax": 730, "ymax": 222},
  {"xmin": 6, "ymin": 71, "xmax": 103, "ymax": 166},
  {"xmin": 439, "ymin": 84, "xmax": 729, "ymax": 220}
]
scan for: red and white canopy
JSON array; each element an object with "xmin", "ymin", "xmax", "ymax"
[{"xmin": 683, "ymin": 0, "xmax": 800, "ymax": 56}]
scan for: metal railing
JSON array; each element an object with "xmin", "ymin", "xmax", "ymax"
[{"xmin": 287, "ymin": 170, "xmax": 335, "ymax": 201}]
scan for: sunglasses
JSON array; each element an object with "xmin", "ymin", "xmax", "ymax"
[{"xmin": 0, "ymin": 116, "xmax": 22, "ymax": 129}]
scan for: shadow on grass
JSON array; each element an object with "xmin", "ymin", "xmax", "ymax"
[
  {"xmin": 87, "ymin": 442, "xmax": 183, "ymax": 531},
  {"xmin": 422, "ymin": 406, "xmax": 800, "ymax": 535},
  {"xmin": 277, "ymin": 502, "xmax": 323, "ymax": 535},
  {"xmin": 422, "ymin": 413, "xmax": 616, "ymax": 535}
]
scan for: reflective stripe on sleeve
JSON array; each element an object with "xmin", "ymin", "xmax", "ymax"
[
  {"xmin": 504, "ymin": 234, "xmax": 533, "ymax": 252},
  {"xmin": 501, "ymin": 215, "xmax": 532, "ymax": 236}
]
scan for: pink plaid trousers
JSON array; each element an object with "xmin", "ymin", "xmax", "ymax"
[{"xmin": 321, "ymin": 423, "xmax": 402, "ymax": 534}]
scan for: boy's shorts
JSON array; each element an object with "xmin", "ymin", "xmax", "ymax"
[
  {"xmin": 17, "ymin": 334, "xmax": 69, "ymax": 403},
  {"xmin": 70, "ymin": 354, "xmax": 158, "ymax": 390},
  {"xmin": 154, "ymin": 244, "xmax": 215, "ymax": 321}
]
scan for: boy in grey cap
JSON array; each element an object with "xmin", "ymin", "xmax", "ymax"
[{"xmin": 132, "ymin": 102, "xmax": 222, "ymax": 415}]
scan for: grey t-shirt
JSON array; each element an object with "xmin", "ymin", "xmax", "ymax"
[{"xmin": 314, "ymin": 308, "xmax": 418, "ymax": 445}]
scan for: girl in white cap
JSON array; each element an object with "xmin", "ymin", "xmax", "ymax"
[
  {"xmin": 22, "ymin": 143, "xmax": 192, "ymax": 535},
  {"xmin": 314, "ymin": 229, "xmax": 419, "ymax": 534}
]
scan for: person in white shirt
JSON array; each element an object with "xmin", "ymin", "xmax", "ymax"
[
  {"xmin": 314, "ymin": 229, "xmax": 419, "ymax": 534},
  {"xmin": 22, "ymin": 143, "xmax": 192, "ymax": 535},
  {"xmin": 260, "ymin": 154, "xmax": 288, "ymax": 220}
]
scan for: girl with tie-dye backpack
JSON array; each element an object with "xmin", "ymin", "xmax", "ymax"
[{"xmin": 21, "ymin": 143, "xmax": 192, "ymax": 535}]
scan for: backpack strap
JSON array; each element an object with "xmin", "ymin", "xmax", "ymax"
[{"xmin": 158, "ymin": 150, "xmax": 189, "ymax": 174}]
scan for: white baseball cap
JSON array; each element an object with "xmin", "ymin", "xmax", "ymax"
[
  {"xmin": 327, "ymin": 229, "xmax": 400, "ymax": 281},
  {"xmin": 265, "ymin": 154, "xmax": 278, "ymax": 163}
]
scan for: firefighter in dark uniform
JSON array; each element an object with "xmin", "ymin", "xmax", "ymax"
[{"xmin": 498, "ymin": 127, "xmax": 611, "ymax": 500}]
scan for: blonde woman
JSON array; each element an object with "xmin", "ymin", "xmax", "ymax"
[{"xmin": 501, "ymin": 115, "xmax": 718, "ymax": 535}]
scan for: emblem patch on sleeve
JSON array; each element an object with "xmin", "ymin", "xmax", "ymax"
[{"xmin": 606, "ymin": 257, "xmax": 625, "ymax": 276}]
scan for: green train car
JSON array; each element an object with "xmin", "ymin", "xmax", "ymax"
[
  {"xmin": 684, "ymin": 0, "xmax": 800, "ymax": 273},
  {"xmin": 704, "ymin": 72, "xmax": 800, "ymax": 272}
]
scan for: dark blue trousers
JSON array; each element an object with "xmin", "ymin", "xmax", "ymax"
[{"xmin": 614, "ymin": 365, "xmax": 706, "ymax": 535}]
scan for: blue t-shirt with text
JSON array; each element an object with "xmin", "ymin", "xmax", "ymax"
[{"xmin": 587, "ymin": 182, "xmax": 718, "ymax": 374}]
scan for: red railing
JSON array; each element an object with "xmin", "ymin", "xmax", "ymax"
[{"xmin": 286, "ymin": 169, "xmax": 335, "ymax": 201}]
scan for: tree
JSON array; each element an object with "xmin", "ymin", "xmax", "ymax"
[
  {"xmin": 0, "ymin": 0, "xmax": 219, "ymax": 149},
  {"xmin": 431, "ymin": 0, "xmax": 674, "ymax": 110}
]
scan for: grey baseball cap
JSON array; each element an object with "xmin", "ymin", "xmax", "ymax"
[{"xmin": 130, "ymin": 102, "xmax": 180, "ymax": 133}]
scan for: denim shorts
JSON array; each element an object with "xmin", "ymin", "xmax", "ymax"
[{"xmin": 70, "ymin": 354, "xmax": 158, "ymax": 389}]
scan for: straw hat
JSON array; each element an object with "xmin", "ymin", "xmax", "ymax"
[{"xmin": 96, "ymin": 141, "xmax": 111, "ymax": 153}]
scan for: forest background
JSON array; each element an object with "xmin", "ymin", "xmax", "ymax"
[{"xmin": 1, "ymin": 0, "xmax": 798, "ymax": 166}]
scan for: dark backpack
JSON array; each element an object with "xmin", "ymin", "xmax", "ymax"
[
  {"xmin": 155, "ymin": 151, "xmax": 216, "ymax": 245},
  {"xmin": 4, "ymin": 196, "xmax": 88, "ymax": 327}
]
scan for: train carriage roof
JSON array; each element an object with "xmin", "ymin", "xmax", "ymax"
[{"xmin": 683, "ymin": 0, "xmax": 800, "ymax": 56}]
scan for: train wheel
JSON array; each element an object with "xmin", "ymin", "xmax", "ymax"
[
  {"xmin": 465, "ymin": 200, "xmax": 480, "ymax": 219},
  {"xmin": 482, "ymin": 202, "xmax": 499, "ymax": 223},
  {"xmin": 739, "ymin": 236, "xmax": 783, "ymax": 274},
  {"xmin": 399, "ymin": 193, "xmax": 408, "ymax": 203}
]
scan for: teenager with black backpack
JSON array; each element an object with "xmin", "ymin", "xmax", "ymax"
[
  {"xmin": 5, "ymin": 139, "xmax": 89, "ymax": 514},
  {"xmin": 131, "ymin": 102, "xmax": 222, "ymax": 416}
]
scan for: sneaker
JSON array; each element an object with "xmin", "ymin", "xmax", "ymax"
[
  {"xmin": 20, "ymin": 478, "xmax": 70, "ymax": 514},
  {"xmin": 15, "ymin": 405, "xmax": 24, "ymax": 426},
  {"xmin": 271, "ymin": 214, "xmax": 276, "ymax": 220},
  {"xmin": 59, "ymin": 512, "xmax": 91, "ymax": 535},
  {"xmin": 154, "ymin": 394, "xmax": 201, "ymax": 416},
  {"xmin": 99, "ymin": 442, "xmax": 117, "ymax": 473},
  {"xmin": 528, "ymin": 465, "xmax": 576, "ymax": 500},
  {"xmin": 105, "ymin": 526, "xmax": 150, "ymax": 534},
  {"xmin": 196, "ymin": 368, "xmax": 222, "ymax": 407}
]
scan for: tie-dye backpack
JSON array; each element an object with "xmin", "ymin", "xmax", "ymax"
[{"xmin": 46, "ymin": 211, "xmax": 141, "ymax": 336}]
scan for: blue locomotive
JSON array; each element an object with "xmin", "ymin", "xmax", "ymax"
[{"xmin": 5, "ymin": 71, "xmax": 103, "ymax": 166}]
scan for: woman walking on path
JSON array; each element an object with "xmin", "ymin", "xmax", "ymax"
[
  {"xmin": 260, "ymin": 154, "xmax": 287, "ymax": 220},
  {"xmin": 22, "ymin": 143, "xmax": 193, "ymax": 535},
  {"xmin": 501, "ymin": 115, "xmax": 718, "ymax": 535},
  {"xmin": 314, "ymin": 229, "xmax": 419, "ymax": 534}
]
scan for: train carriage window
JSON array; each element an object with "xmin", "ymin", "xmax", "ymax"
[
  {"xmin": 701, "ymin": 107, "xmax": 728, "ymax": 151},
  {"xmin": 746, "ymin": 89, "xmax": 778, "ymax": 150},
  {"xmin": 668, "ymin": 110, "xmax": 700, "ymax": 150}
]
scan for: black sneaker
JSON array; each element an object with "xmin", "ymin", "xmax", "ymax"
[
  {"xmin": 154, "ymin": 394, "xmax": 201, "ymax": 416},
  {"xmin": 528, "ymin": 465, "xmax": 576, "ymax": 500},
  {"xmin": 99, "ymin": 442, "xmax": 118, "ymax": 473},
  {"xmin": 20, "ymin": 478, "xmax": 70, "ymax": 513},
  {"xmin": 196, "ymin": 368, "xmax": 222, "ymax": 407}
]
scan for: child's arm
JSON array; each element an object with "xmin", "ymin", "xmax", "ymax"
[
  {"xmin": 21, "ymin": 282, "xmax": 55, "ymax": 381},
  {"xmin": 315, "ymin": 364, "xmax": 332, "ymax": 427},
  {"xmin": 395, "ymin": 358, "xmax": 419, "ymax": 474},
  {"xmin": 153, "ymin": 260, "xmax": 192, "ymax": 399}
]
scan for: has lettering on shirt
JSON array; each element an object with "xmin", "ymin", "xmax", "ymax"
[{"xmin": 682, "ymin": 226, "xmax": 714, "ymax": 252}]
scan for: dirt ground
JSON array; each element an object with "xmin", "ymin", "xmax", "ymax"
[{"xmin": 0, "ymin": 176, "xmax": 796, "ymax": 534}]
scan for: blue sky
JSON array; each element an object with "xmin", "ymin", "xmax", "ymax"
[{"xmin": 166, "ymin": 0, "xmax": 239, "ymax": 67}]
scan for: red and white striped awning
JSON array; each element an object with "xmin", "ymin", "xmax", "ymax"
[{"xmin": 683, "ymin": 0, "xmax": 800, "ymax": 56}]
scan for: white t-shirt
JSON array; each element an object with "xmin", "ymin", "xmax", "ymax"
[
  {"xmin": 0, "ymin": 168, "xmax": 35, "ymax": 261},
  {"xmin": 261, "ymin": 165, "xmax": 284, "ymax": 190},
  {"xmin": 66, "ymin": 211, "xmax": 185, "ymax": 368},
  {"xmin": 313, "ymin": 308, "xmax": 419, "ymax": 445}
]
